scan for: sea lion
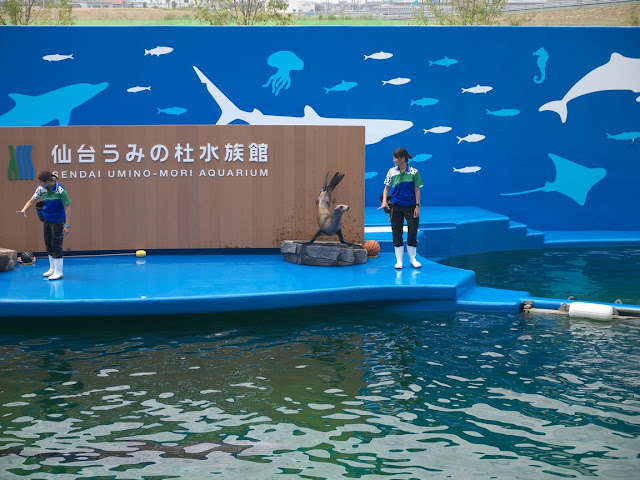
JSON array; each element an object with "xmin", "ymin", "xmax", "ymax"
[{"xmin": 306, "ymin": 172, "xmax": 355, "ymax": 245}]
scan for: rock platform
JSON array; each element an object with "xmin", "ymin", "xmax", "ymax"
[
  {"xmin": 0, "ymin": 248, "xmax": 17, "ymax": 272},
  {"xmin": 281, "ymin": 241, "xmax": 367, "ymax": 266}
]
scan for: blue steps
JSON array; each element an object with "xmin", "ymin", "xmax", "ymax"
[{"xmin": 364, "ymin": 206, "xmax": 545, "ymax": 260}]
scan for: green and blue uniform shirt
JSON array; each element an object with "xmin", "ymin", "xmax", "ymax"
[
  {"xmin": 33, "ymin": 182, "xmax": 70, "ymax": 223},
  {"xmin": 384, "ymin": 166, "xmax": 423, "ymax": 206}
]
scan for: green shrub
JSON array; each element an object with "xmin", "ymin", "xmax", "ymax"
[{"xmin": 507, "ymin": 15, "xmax": 527, "ymax": 26}]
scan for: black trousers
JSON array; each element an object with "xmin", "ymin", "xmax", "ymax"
[
  {"xmin": 43, "ymin": 221, "xmax": 64, "ymax": 259},
  {"xmin": 390, "ymin": 204, "xmax": 419, "ymax": 247}
]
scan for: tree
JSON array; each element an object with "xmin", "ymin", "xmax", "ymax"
[
  {"xmin": 0, "ymin": 0, "xmax": 75, "ymax": 25},
  {"xmin": 413, "ymin": 0, "xmax": 506, "ymax": 26},
  {"xmin": 53, "ymin": 0, "xmax": 74, "ymax": 25},
  {"xmin": 0, "ymin": 0, "xmax": 42, "ymax": 25},
  {"xmin": 194, "ymin": 0, "xmax": 293, "ymax": 26}
]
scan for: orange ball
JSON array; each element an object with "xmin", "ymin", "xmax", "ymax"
[{"xmin": 363, "ymin": 240, "xmax": 380, "ymax": 258}]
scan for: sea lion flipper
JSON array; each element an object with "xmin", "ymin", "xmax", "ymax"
[
  {"xmin": 327, "ymin": 172, "xmax": 345, "ymax": 193},
  {"xmin": 337, "ymin": 229, "xmax": 357, "ymax": 246},
  {"xmin": 304, "ymin": 230, "xmax": 322, "ymax": 245}
]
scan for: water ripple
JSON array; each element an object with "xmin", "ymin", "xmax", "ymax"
[{"xmin": 1, "ymin": 309, "xmax": 638, "ymax": 478}]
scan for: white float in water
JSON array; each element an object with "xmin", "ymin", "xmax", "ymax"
[{"xmin": 568, "ymin": 302, "xmax": 614, "ymax": 322}]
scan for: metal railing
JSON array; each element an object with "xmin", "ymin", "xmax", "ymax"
[{"xmin": 343, "ymin": 0, "xmax": 637, "ymax": 20}]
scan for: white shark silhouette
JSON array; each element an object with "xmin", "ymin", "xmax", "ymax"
[
  {"xmin": 193, "ymin": 66, "xmax": 412, "ymax": 145},
  {"xmin": 539, "ymin": 53, "xmax": 640, "ymax": 123}
]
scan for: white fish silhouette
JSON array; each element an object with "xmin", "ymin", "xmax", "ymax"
[
  {"xmin": 454, "ymin": 166, "xmax": 481, "ymax": 173},
  {"xmin": 43, "ymin": 54, "xmax": 73, "ymax": 62},
  {"xmin": 145, "ymin": 46, "xmax": 174, "ymax": 57},
  {"xmin": 382, "ymin": 77, "xmax": 411, "ymax": 86},
  {"xmin": 462, "ymin": 85, "xmax": 493, "ymax": 94},
  {"xmin": 457, "ymin": 134, "xmax": 485, "ymax": 144},
  {"xmin": 127, "ymin": 86, "xmax": 151, "ymax": 93},
  {"xmin": 423, "ymin": 126, "xmax": 452, "ymax": 134},
  {"xmin": 364, "ymin": 51, "xmax": 393, "ymax": 60}
]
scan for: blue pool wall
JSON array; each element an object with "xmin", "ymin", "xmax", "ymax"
[{"xmin": 1, "ymin": 26, "xmax": 639, "ymax": 232}]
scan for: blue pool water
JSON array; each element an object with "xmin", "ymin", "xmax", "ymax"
[
  {"xmin": 1, "ymin": 308, "xmax": 639, "ymax": 478},
  {"xmin": 441, "ymin": 247, "xmax": 640, "ymax": 305}
]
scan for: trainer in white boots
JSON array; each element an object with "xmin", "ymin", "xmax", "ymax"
[
  {"xmin": 379, "ymin": 147, "xmax": 423, "ymax": 269},
  {"xmin": 16, "ymin": 170, "xmax": 72, "ymax": 281}
]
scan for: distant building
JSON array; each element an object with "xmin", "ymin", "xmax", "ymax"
[{"xmin": 287, "ymin": 0, "xmax": 315, "ymax": 14}]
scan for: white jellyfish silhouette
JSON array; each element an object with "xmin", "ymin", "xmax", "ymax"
[{"xmin": 262, "ymin": 51, "xmax": 304, "ymax": 96}]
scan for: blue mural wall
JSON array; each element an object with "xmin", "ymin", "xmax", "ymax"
[{"xmin": 1, "ymin": 26, "xmax": 638, "ymax": 231}]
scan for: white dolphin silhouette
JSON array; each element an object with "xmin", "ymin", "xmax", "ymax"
[
  {"xmin": 539, "ymin": 53, "xmax": 640, "ymax": 123},
  {"xmin": 193, "ymin": 66, "xmax": 412, "ymax": 145}
]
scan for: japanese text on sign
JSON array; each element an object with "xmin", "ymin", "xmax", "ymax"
[{"xmin": 51, "ymin": 143, "xmax": 269, "ymax": 164}]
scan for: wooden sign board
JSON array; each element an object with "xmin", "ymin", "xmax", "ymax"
[{"xmin": 0, "ymin": 125, "xmax": 365, "ymax": 252}]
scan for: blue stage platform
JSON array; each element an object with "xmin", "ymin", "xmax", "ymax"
[
  {"xmin": 0, "ymin": 253, "xmax": 496, "ymax": 318},
  {"xmin": 2, "ymin": 206, "xmax": 639, "ymax": 318}
]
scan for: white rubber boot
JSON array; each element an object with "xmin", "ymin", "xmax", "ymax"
[
  {"xmin": 407, "ymin": 245, "xmax": 422, "ymax": 268},
  {"xmin": 48, "ymin": 258, "xmax": 63, "ymax": 281},
  {"xmin": 42, "ymin": 256, "xmax": 55, "ymax": 277},
  {"xmin": 394, "ymin": 246, "xmax": 404, "ymax": 269}
]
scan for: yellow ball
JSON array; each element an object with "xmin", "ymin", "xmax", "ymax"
[{"xmin": 136, "ymin": 250, "xmax": 146, "ymax": 258}]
